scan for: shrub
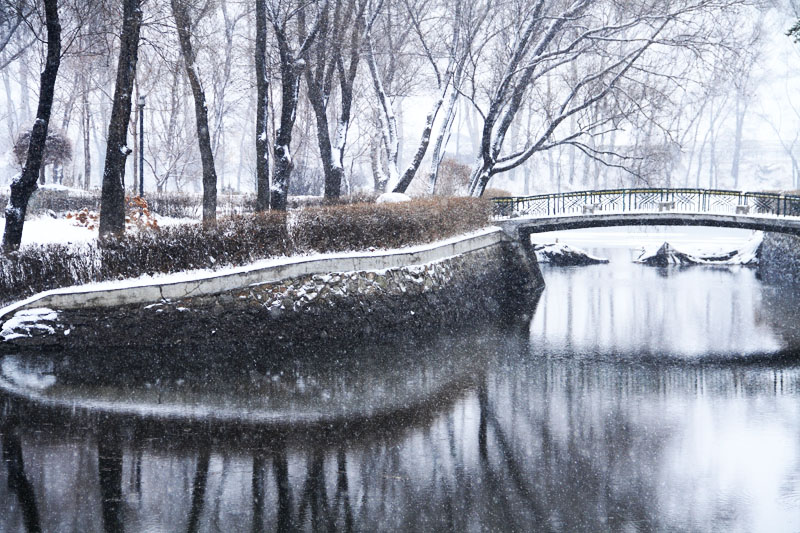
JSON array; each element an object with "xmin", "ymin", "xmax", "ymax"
[
  {"xmin": 0, "ymin": 245, "xmax": 101, "ymax": 305},
  {"xmin": 482, "ymin": 188, "xmax": 514, "ymax": 198},
  {"xmin": 0, "ymin": 198, "xmax": 491, "ymax": 305},
  {"xmin": 434, "ymin": 159, "xmax": 472, "ymax": 196},
  {"xmin": 292, "ymin": 197, "xmax": 491, "ymax": 253},
  {"xmin": 99, "ymin": 212, "xmax": 290, "ymax": 278},
  {"xmin": 134, "ymin": 191, "xmax": 258, "ymax": 219}
]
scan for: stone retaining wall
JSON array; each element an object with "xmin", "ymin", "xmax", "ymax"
[
  {"xmin": 0, "ymin": 231, "xmax": 543, "ymax": 354},
  {"xmin": 760, "ymin": 232, "xmax": 800, "ymax": 284}
]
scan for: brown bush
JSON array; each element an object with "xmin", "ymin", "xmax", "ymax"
[
  {"xmin": 0, "ymin": 198, "xmax": 491, "ymax": 305},
  {"xmin": 99, "ymin": 212, "xmax": 291, "ymax": 278},
  {"xmin": 434, "ymin": 159, "xmax": 472, "ymax": 196},
  {"xmin": 292, "ymin": 197, "xmax": 492, "ymax": 253},
  {"xmin": 482, "ymin": 188, "xmax": 514, "ymax": 198}
]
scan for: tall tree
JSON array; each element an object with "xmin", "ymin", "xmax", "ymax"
[
  {"xmin": 171, "ymin": 0, "xmax": 218, "ymax": 222},
  {"xmin": 266, "ymin": 0, "xmax": 323, "ymax": 211},
  {"xmin": 99, "ymin": 0, "xmax": 144, "ymax": 235},
  {"xmin": 2, "ymin": 0, "xmax": 61, "ymax": 251},
  {"xmin": 255, "ymin": 0, "xmax": 270, "ymax": 211},
  {"xmin": 303, "ymin": 0, "xmax": 368, "ymax": 199}
]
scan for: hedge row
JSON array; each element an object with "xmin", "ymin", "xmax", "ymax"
[
  {"xmin": 0, "ymin": 198, "xmax": 491, "ymax": 306},
  {"xmin": 0, "ymin": 188, "xmax": 382, "ymax": 219}
]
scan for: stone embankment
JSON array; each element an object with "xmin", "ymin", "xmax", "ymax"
[
  {"xmin": 759, "ymin": 233, "xmax": 800, "ymax": 284},
  {"xmin": 0, "ymin": 229, "xmax": 543, "ymax": 353}
]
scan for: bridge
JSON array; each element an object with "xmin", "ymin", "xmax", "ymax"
[{"xmin": 492, "ymin": 188, "xmax": 800, "ymax": 240}]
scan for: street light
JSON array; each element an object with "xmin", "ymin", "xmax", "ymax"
[{"xmin": 138, "ymin": 95, "xmax": 145, "ymax": 197}]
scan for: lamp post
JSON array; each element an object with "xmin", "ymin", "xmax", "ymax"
[{"xmin": 138, "ymin": 95, "xmax": 145, "ymax": 197}]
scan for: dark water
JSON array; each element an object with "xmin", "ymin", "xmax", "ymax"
[{"xmin": 2, "ymin": 238, "xmax": 800, "ymax": 532}]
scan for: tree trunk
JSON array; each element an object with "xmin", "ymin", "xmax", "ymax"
[
  {"xmin": 365, "ymin": 34, "xmax": 400, "ymax": 188},
  {"xmin": 2, "ymin": 69, "xmax": 16, "ymax": 140},
  {"xmin": 427, "ymin": 87, "xmax": 458, "ymax": 195},
  {"xmin": 132, "ymin": 85, "xmax": 139, "ymax": 193},
  {"xmin": 305, "ymin": 69, "xmax": 339, "ymax": 198},
  {"xmin": 730, "ymin": 94, "xmax": 747, "ymax": 189},
  {"xmin": 255, "ymin": 0, "xmax": 270, "ymax": 211},
  {"xmin": 99, "ymin": 0, "xmax": 143, "ymax": 236},
  {"xmin": 270, "ymin": 26, "xmax": 304, "ymax": 211},
  {"xmin": 2, "ymin": 0, "xmax": 61, "ymax": 251},
  {"xmin": 82, "ymin": 79, "xmax": 91, "ymax": 190},
  {"xmin": 172, "ymin": 0, "xmax": 218, "ymax": 222},
  {"xmin": 370, "ymin": 135, "xmax": 387, "ymax": 193},
  {"xmin": 18, "ymin": 60, "xmax": 30, "ymax": 125}
]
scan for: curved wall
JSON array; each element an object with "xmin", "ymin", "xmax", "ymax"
[{"xmin": 0, "ymin": 229, "xmax": 543, "ymax": 353}]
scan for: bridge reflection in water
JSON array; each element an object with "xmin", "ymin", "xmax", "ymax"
[{"xmin": 2, "ymin": 257, "xmax": 800, "ymax": 531}]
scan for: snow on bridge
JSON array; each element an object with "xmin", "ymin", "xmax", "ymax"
[{"xmin": 492, "ymin": 188, "xmax": 800, "ymax": 238}]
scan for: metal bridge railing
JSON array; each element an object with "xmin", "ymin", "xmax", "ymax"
[{"xmin": 492, "ymin": 188, "xmax": 800, "ymax": 219}]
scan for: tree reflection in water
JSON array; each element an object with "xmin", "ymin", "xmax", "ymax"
[
  {"xmin": 97, "ymin": 423, "xmax": 123, "ymax": 533},
  {"xmin": 1, "ymin": 260, "xmax": 800, "ymax": 531},
  {"xmin": 2, "ymin": 417, "xmax": 41, "ymax": 533}
]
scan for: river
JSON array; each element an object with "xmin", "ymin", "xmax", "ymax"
[{"xmin": 1, "ymin": 227, "xmax": 799, "ymax": 532}]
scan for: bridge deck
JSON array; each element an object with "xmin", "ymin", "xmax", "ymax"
[
  {"xmin": 492, "ymin": 188, "xmax": 800, "ymax": 238},
  {"xmin": 498, "ymin": 212, "xmax": 800, "ymax": 238}
]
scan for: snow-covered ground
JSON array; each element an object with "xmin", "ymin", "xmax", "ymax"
[
  {"xmin": 0, "ymin": 213, "xmax": 197, "ymax": 248},
  {"xmin": 0, "ymin": 216, "xmax": 96, "ymax": 246}
]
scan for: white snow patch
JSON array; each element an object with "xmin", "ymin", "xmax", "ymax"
[
  {"xmin": 1, "ymin": 307, "xmax": 59, "ymax": 341},
  {"xmin": 635, "ymin": 233, "xmax": 763, "ymax": 266},
  {"xmin": 534, "ymin": 242, "xmax": 609, "ymax": 265},
  {"xmin": 0, "ymin": 216, "xmax": 96, "ymax": 246},
  {"xmin": 0, "ymin": 214, "xmax": 198, "ymax": 248},
  {"xmin": 39, "ymin": 183, "xmax": 69, "ymax": 192},
  {"xmin": 376, "ymin": 192, "xmax": 411, "ymax": 204}
]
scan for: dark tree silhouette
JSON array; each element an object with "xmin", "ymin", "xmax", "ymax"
[
  {"xmin": 2, "ymin": 0, "xmax": 62, "ymax": 251},
  {"xmin": 171, "ymin": 0, "xmax": 218, "ymax": 222},
  {"xmin": 99, "ymin": 0, "xmax": 144, "ymax": 236}
]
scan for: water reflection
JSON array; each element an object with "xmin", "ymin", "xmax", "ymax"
[
  {"xmin": 1, "ymin": 256, "xmax": 800, "ymax": 531},
  {"xmin": 532, "ymin": 255, "xmax": 788, "ymax": 361},
  {"xmin": 2, "ymin": 417, "xmax": 41, "ymax": 533}
]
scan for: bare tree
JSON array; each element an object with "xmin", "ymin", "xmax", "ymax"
[
  {"xmin": 255, "ymin": 0, "xmax": 270, "ymax": 210},
  {"xmin": 2, "ymin": 0, "xmax": 61, "ymax": 251},
  {"xmin": 265, "ymin": 0, "xmax": 323, "ymax": 211},
  {"xmin": 0, "ymin": 0, "xmax": 34, "ymax": 71},
  {"xmin": 465, "ymin": 0, "xmax": 745, "ymax": 197},
  {"xmin": 364, "ymin": 0, "xmax": 457, "ymax": 194},
  {"xmin": 171, "ymin": 0, "xmax": 218, "ymax": 221},
  {"xmin": 99, "ymin": 0, "xmax": 144, "ymax": 235},
  {"xmin": 424, "ymin": 0, "xmax": 492, "ymax": 194},
  {"xmin": 303, "ymin": 0, "xmax": 369, "ymax": 199}
]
